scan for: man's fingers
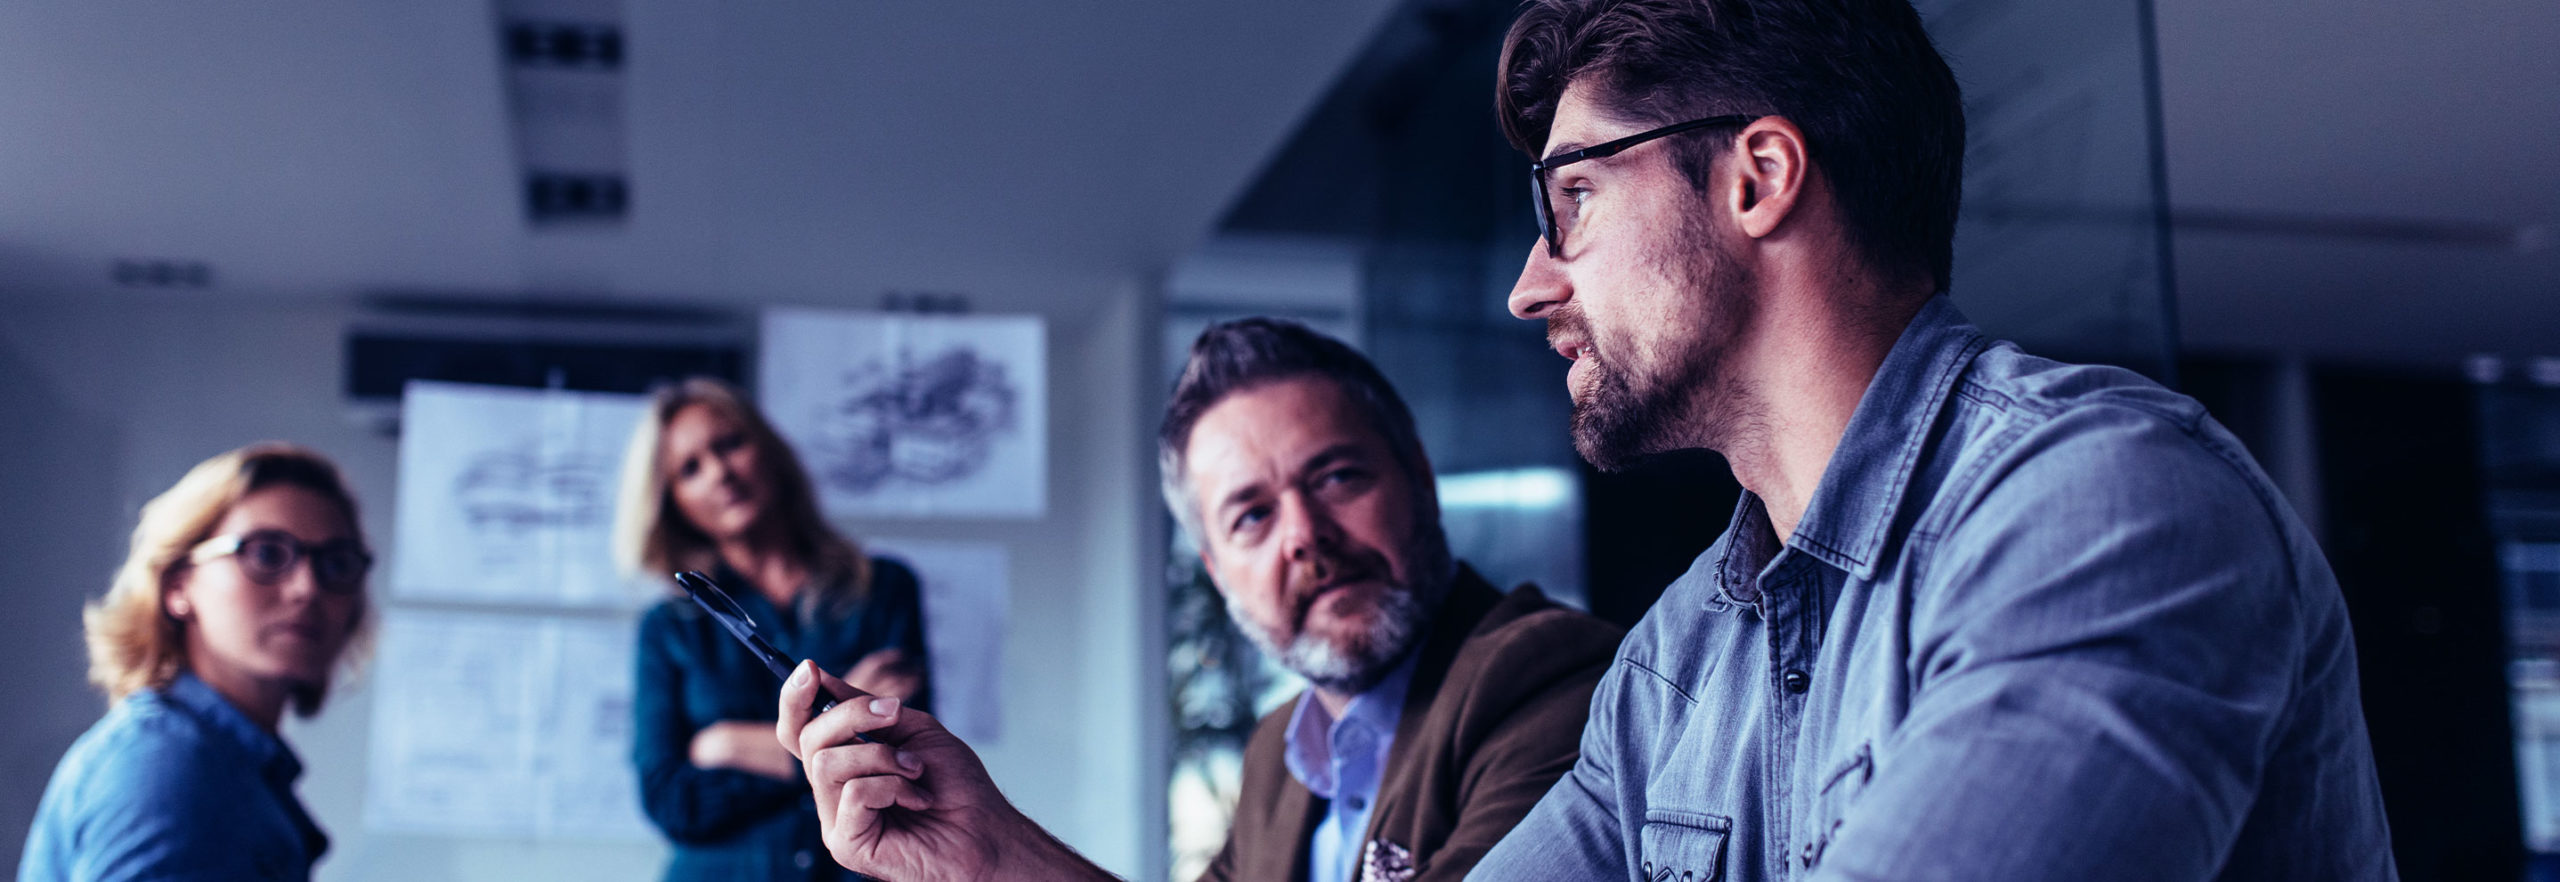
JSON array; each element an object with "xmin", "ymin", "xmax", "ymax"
[
  {"xmin": 777, "ymin": 660, "xmax": 874, "ymax": 759},
  {"xmin": 795, "ymin": 692, "xmax": 906, "ymax": 760},
  {"xmin": 808, "ymin": 742, "xmax": 925, "ymax": 789},
  {"xmin": 797, "ymin": 682, "xmax": 949, "ymax": 757},
  {"xmin": 845, "ymin": 774, "xmax": 933, "ymax": 812},
  {"xmin": 824, "ymin": 775, "xmax": 933, "ymax": 869}
]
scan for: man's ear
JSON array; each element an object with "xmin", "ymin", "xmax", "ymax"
[{"xmin": 1728, "ymin": 116, "xmax": 1811, "ymax": 240}]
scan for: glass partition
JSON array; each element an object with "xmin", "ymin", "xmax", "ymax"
[{"xmin": 2479, "ymin": 368, "xmax": 2560, "ymax": 874}]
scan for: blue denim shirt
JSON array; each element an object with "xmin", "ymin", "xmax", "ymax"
[
  {"xmin": 1284, "ymin": 653, "xmax": 1416, "ymax": 882},
  {"xmin": 1470, "ymin": 296, "xmax": 2396, "ymax": 881},
  {"xmin": 19, "ymin": 672, "xmax": 328, "ymax": 882}
]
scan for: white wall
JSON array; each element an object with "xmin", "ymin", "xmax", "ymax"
[{"xmin": 0, "ymin": 289, "xmax": 1166, "ymax": 881}]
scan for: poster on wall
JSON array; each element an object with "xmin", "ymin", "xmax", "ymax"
[
  {"xmin": 865, "ymin": 537, "xmax": 1009, "ymax": 742},
  {"xmin": 758, "ymin": 309, "xmax": 1047, "ymax": 519},
  {"xmin": 392, "ymin": 381, "xmax": 651, "ymax": 607},
  {"xmin": 363, "ymin": 609, "xmax": 654, "ymax": 841}
]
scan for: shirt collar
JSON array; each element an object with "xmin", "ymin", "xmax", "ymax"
[
  {"xmin": 1783, "ymin": 294, "xmax": 1989, "ymax": 581},
  {"xmin": 164, "ymin": 671, "xmax": 304, "ymax": 785},
  {"xmin": 1281, "ymin": 650, "xmax": 1418, "ymax": 799}
]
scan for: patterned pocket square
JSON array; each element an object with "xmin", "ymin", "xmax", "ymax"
[{"xmin": 1361, "ymin": 837, "xmax": 1416, "ymax": 882}]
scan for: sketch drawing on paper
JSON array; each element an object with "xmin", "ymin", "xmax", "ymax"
[
  {"xmin": 810, "ymin": 346, "xmax": 1021, "ymax": 496},
  {"xmin": 760, "ymin": 309, "xmax": 1047, "ymax": 518},
  {"xmin": 393, "ymin": 381, "xmax": 649, "ymax": 606},
  {"xmin": 444, "ymin": 440, "xmax": 619, "ymax": 589},
  {"xmin": 455, "ymin": 446, "xmax": 619, "ymax": 530}
]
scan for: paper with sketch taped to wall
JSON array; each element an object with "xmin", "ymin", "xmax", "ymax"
[
  {"xmin": 392, "ymin": 381, "xmax": 652, "ymax": 607},
  {"xmin": 362, "ymin": 608, "xmax": 653, "ymax": 841},
  {"xmin": 864, "ymin": 537, "xmax": 1007, "ymax": 742},
  {"xmin": 759, "ymin": 309, "xmax": 1046, "ymax": 519}
]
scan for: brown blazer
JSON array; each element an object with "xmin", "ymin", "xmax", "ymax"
[{"xmin": 1197, "ymin": 565, "xmax": 1624, "ymax": 882}]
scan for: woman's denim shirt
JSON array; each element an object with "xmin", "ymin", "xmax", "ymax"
[
  {"xmin": 631, "ymin": 557, "xmax": 929, "ymax": 882},
  {"xmin": 19, "ymin": 672, "xmax": 328, "ymax": 882}
]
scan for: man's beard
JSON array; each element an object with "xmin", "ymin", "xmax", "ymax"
[
  {"xmin": 1560, "ymin": 218, "xmax": 1755, "ymax": 471},
  {"xmin": 1232, "ymin": 535, "xmax": 1450, "ymax": 695}
]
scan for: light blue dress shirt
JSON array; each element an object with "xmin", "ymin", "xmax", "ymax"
[
  {"xmin": 1470, "ymin": 296, "xmax": 2396, "ymax": 881},
  {"xmin": 20, "ymin": 671, "xmax": 328, "ymax": 882},
  {"xmin": 1285, "ymin": 653, "xmax": 1418, "ymax": 882}
]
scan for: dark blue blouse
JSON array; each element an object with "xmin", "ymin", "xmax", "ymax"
[{"xmin": 631, "ymin": 557, "xmax": 929, "ymax": 882}]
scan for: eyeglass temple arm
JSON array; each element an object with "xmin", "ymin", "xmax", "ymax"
[{"xmin": 1539, "ymin": 114, "xmax": 1760, "ymax": 170}]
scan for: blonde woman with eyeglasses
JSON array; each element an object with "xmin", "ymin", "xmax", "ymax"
[{"xmin": 19, "ymin": 443, "xmax": 371, "ymax": 882}]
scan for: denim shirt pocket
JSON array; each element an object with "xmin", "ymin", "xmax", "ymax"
[
  {"xmin": 1638, "ymin": 809, "xmax": 1731, "ymax": 882},
  {"xmin": 1799, "ymin": 742, "xmax": 1875, "ymax": 870}
]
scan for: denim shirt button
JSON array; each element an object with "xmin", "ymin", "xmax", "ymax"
[
  {"xmin": 1782, "ymin": 669, "xmax": 1810, "ymax": 694},
  {"xmin": 794, "ymin": 850, "xmax": 814, "ymax": 870}
]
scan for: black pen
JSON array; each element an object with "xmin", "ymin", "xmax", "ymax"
[{"xmin": 672, "ymin": 571, "xmax": 852, "ymax": 723}]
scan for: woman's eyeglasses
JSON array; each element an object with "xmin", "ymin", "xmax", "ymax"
[{"xmin": 189, "ymin": 530, "xmax": 372, "ymax": 592}]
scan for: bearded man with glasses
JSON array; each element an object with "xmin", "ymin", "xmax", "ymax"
[{"xmin": 1477, "ymin": 0, "xmax": 2397, "ymax": 880}]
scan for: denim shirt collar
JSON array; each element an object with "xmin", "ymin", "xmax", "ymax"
[
  {"xmin": 1779, "ymin": 294, "xmax": 1989, "ymax": 582},
  {"xmin": 1280, "ymin": 649, "xmax": 1419, "ymax": 799},
  {"xmin": 165, "ymin": 670, "xmax": 304, "ymax": 787}
]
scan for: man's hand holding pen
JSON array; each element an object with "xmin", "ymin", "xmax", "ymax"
[{"xmin": 776, "ymin": 660, "xmax": 1116, "ymax": 882}]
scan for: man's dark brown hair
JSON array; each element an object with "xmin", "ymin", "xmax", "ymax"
[{"xmin": 1498, "ymin": 0, "xmax": 1965, "ymax": 292}]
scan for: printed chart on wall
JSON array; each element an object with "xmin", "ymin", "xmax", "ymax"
[
  {"xmin": 391, "ymin": 380, "xmax": 652, "ymax": 607},
  {"xmin": 759, "ymin": 309, "xmax": 1047, "ymax": 519},
  {"xmin": 364, "ymin": 609, "xmax": 653, "ymax": 841},
  {"xmin": 866, "ymin": 537, "xmax": 1010, "ymax": 742}
]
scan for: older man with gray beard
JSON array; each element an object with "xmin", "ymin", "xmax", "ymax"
[{"xmin": 775, "ymin": 318, "xmax": 1623, "ymax": 882}]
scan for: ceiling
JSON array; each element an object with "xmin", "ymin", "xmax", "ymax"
[
  {"xmin": 0, "ymin": 1, "xmax": 1397, "ymax": 315},
  {"xmin": 0, "ymin": 0, "xmax": 2550, "ymax": 365}
]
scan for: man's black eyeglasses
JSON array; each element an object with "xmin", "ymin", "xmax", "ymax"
[
  {"xmin": 188, "ymin": 529, "xmax": 373, "ymax": 593},
  {"xmin": 1529, "ymin": 114, "xmax": 1757, "ymax": 258}
]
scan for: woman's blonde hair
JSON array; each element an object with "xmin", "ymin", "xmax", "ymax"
[
  {"xmin": 613, "ymin": 378, "xmax": 870, "ymax": 611},
  {"xmin": 84, "ymin": 442, "xmax": 372, "ymax": 715}
]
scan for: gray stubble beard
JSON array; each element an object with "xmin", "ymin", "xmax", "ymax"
[{"xmin": 1232, "ymin": 528, "xmax": 1452, "ymax": 696}]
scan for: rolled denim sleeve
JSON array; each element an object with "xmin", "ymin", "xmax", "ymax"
[
  {"xmin": 1811, "ymin": 409, "xmax": 2303, "ymax": 881},
  {"xmin": 1466, "ymin": 660, "xmax": 1633, "ymax": 881}
]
